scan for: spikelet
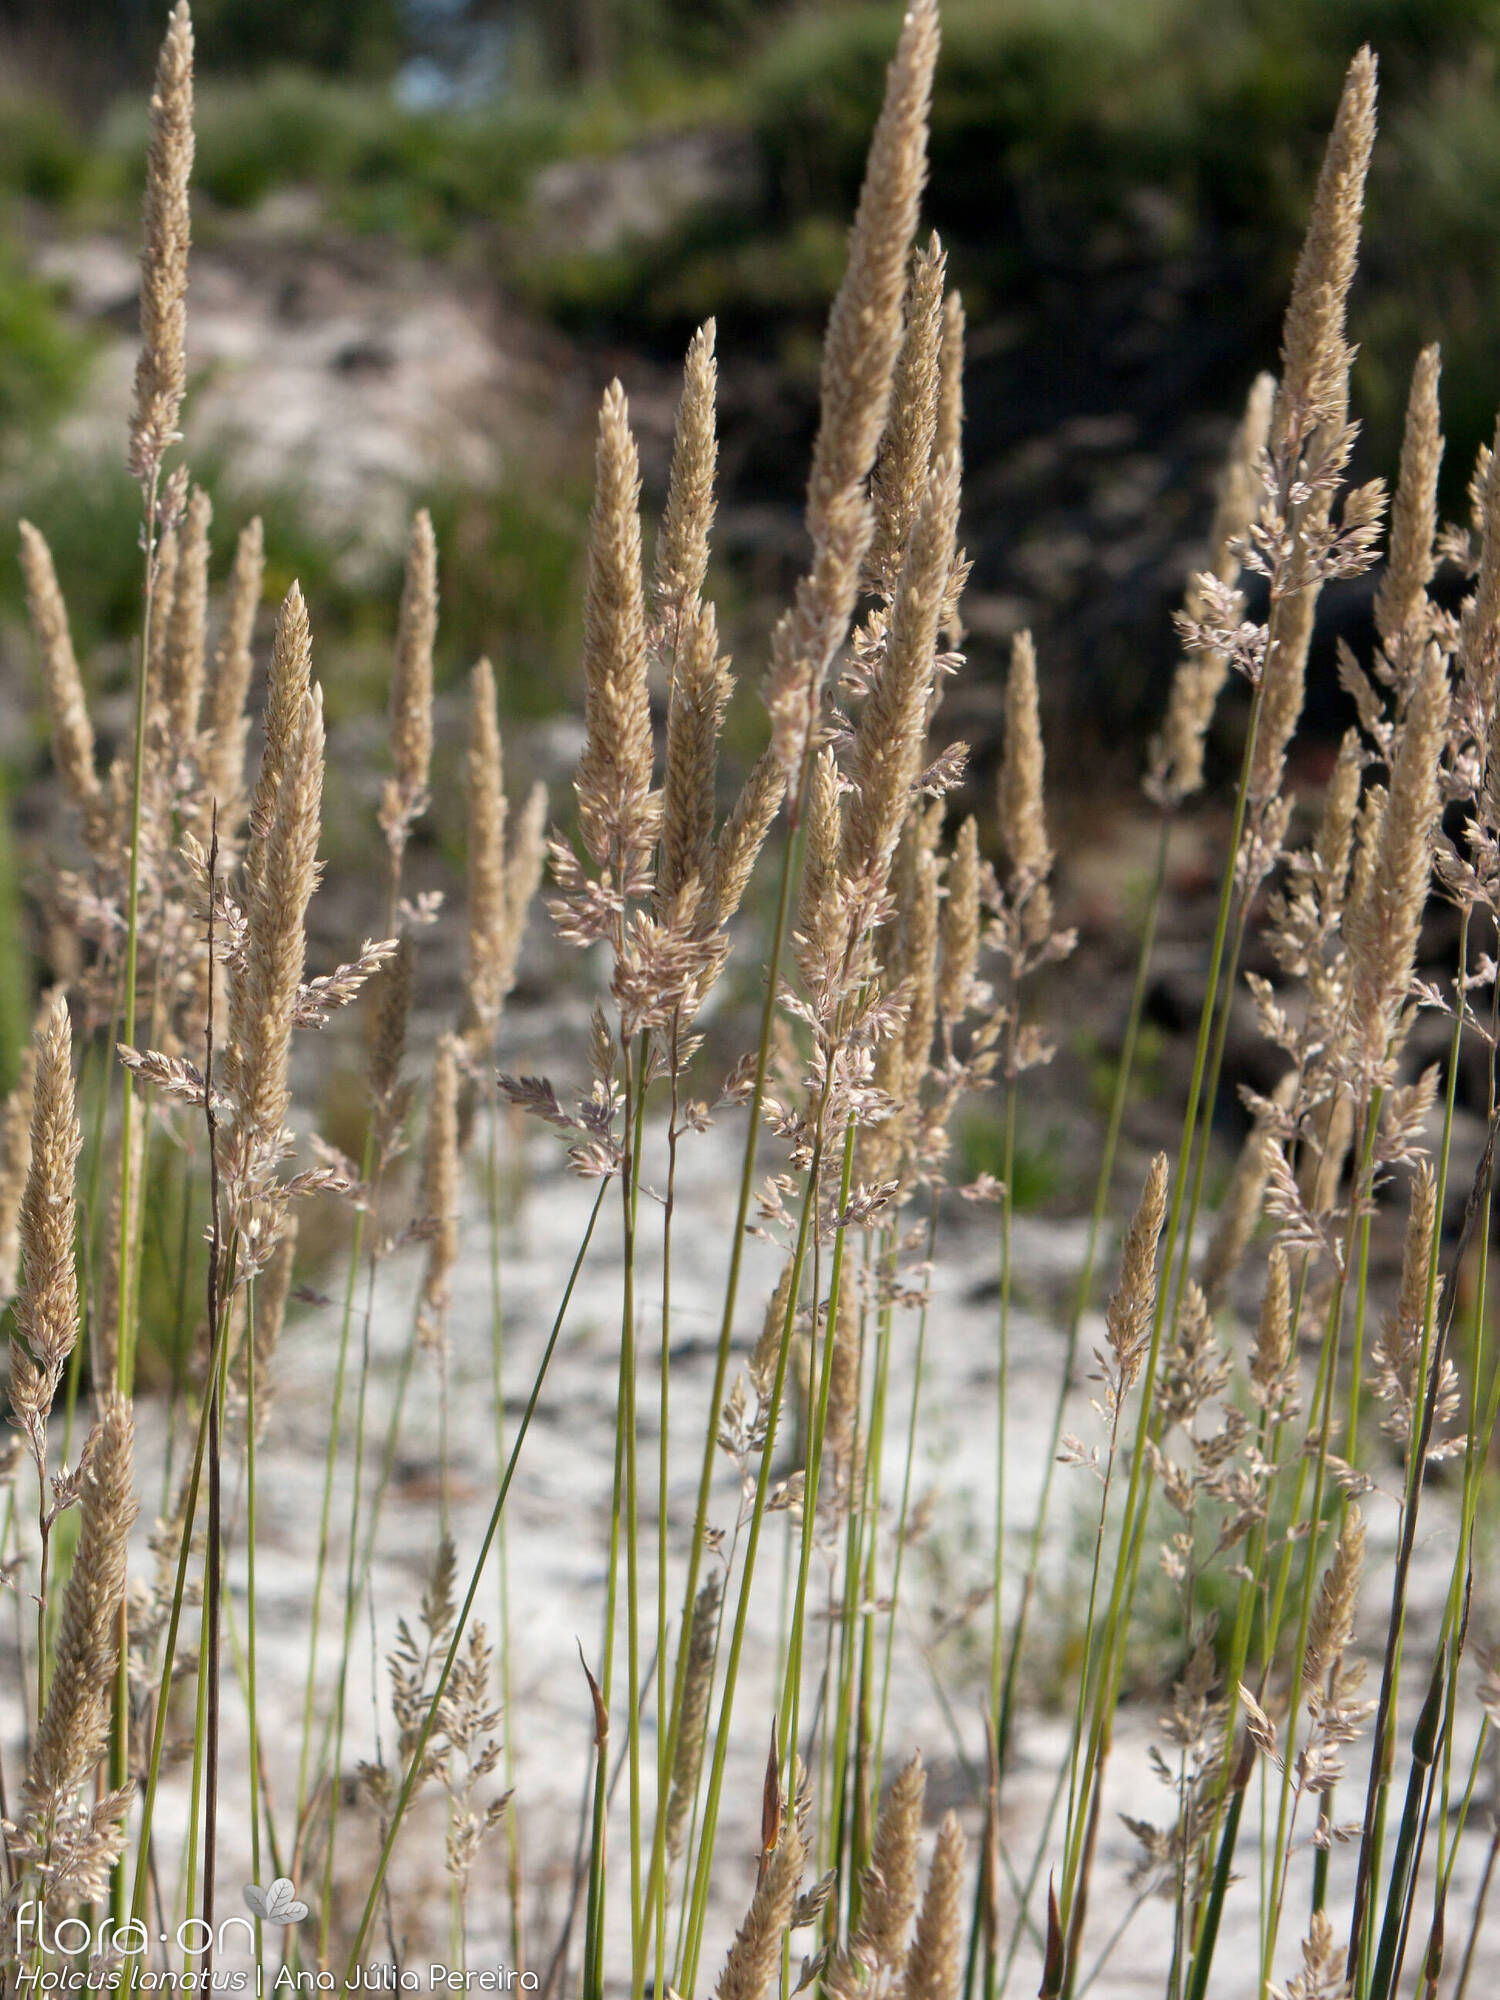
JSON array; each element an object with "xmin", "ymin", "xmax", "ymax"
[
  {"xmin": 823, "ymin": 1284, "xmax": 863, "ymax": 1520},
  {"xmin": 463, "ymin": 657, "xmax": 510, "ymax": 1049},
  {"xmin": 19, "ymin": 521, "xmax": 103, "ymax": 836},
  {"xmin": 939, "ymin": 814, "xmax": 980, "ymax": 1026},
  {"xmin": 997, "ymin": 630, "xmax": 1054, "ymax": 942},
  {"xmin": 576, "ymin": 383, "xmax": 656, "ymax": 879},
  {"xmin": 1147, "ymin": 373, "xmax": 1275, "ymax": 808},
  {"xmin": 659, "ymin": 601, "xmax": 733, "ymax": 913},
  {"xmin": 1249, "ymin": 1242, "xmax": 1295, "ymax": 1413},
  {"xmin": 841, "ymin": 457, "xmax": 960, "ymax": 897},
  {"xmin": 1105, "ymin": 1154, "xmax": 1170, "ymax": 1395},
  {"xmin": 24, "ymin": 1396, "xmax": 137, "ymax": 1814},
  {"xmin": 936, "ymin": 291, "xmax": 965, "ymax": 477},
  {"xmin": 665, "ymin": 1569, "xmax": 722, "ymax": 1866},
  {"xmin": 901, "ymin": 1810, "xmax": 966, "ymax": 2000},
  {"xmin": 653, "ymin": 320, "xmax": 717, "ymax": 634},
  {"xmin": 128, "ymin": 1, "xmax": 194, "ymax": 482},
  {"xmin": 244, "ymin": 583, "xmax": 313, "ymax": 891},
  {"xmin": 381, "ymin": 509, "xmax": 438, "ymax": 860},
  {"xmin": 1280, "ymin": 1910, "xmax": 1350, "ymax": 2000},
  {"xmin": 708, "ymin": 751, "xmax": 786, "ymax": 929},
  {"xmin": 11, "ymin": 997, "xmax": 81, "ymax": 1455},
  {"xmin": 0, "ymin": 1038, "xmax": 36, "ymax": 1304},
  {"xmin": 795, "ymin": 746, "xmax": 845, "ymax": 991},
  {"xmin": 867, "ymin": 234, "xmax": 947, "ymax": 598},
  {"xmin": 417, "ymin": 1034, "xmax": 460, "ymax": 1354},
  {"xmin": 163, "ymin": 482, "xmax": 211, "ymax": 753},
  {"xmin": 200, "ymin": 515, "xmax": 264, "ymax": 836},
  {"xmin": 842, "ymin": 1753, "xmax": 926, "ymax": 1977},
  {"xmin": 1345, "ymin": 642, "xmax": 1448, "ymax": 1072},
  {"xmin": 713, "ymin": 1809, "xmax": 805, "ymax": 2000},
  {"xmin": 1373, "ymin": 345, "xmax": 1443, "ymax": 684},
  {"xmin": 764, "ymin": 0, "xmax": 939, "ymax": 798},
  {"xmin": 1303, "ymin": 1506, "xmax": 1365, "ymax": 1691}
]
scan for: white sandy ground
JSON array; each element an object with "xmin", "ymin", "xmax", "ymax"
[{"xmin": 1, "ymin": 1051, "xmax": 1479, "ymax": 2000}]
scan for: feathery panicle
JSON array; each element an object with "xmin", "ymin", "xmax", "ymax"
[
  {"xmin": 1148, "ymin": 373, "xmax": 1275, "ymax": 807},
  {"xmin": 902, "ymin": 1810, "xmax": 966, "ymax": 2000},
  {"xmin": 939, "ymin": 814, "xmax": 980, "ymax": 1026},
  {"xmin": 708, "ymin": 751, "xmax": 786, "ymax": 929},
  {"xmin": 1314, "ymin": 728, "xmax": 1364, "ymax": 918},
  {"xmin": 714, "ymin": 1809, "xmax": 805, "ymax": 2000},
  {"xmin": 665, "ymin": 1569, "xmax": 722, "ymax": 1865},
  {"xmin": 850, "ymin": 1753, "xmax": 926, "ymax": 1973},
  {"xmin": 1457, "ymin": 421, "xmax": 1500, "ymax": 725},
  {"xmin": 0, "ymin": 1038, "xmax": 36, "ymax": 1305},
  {"xmin": 418, "ymin": 1033, "xmax": 460, "ymax": 1354},
  {"xmin": 997, "ymin": 630, "xmax": 1054, "ymax": 941},
  {"xmin": 233, "ymin": 685, "xmax": 324, "ymax": 1181},
  {"xmin": 245, "ymin": 582, "xmax": 313, "ymax": 884},
  {"xmin": 795, "ymin": 745, "xmax": 844, "ymax": 989},
  {"xmin": 201, "ymin": 514, "xmax": 264, "ymax": 832},
  {"xmin": 824, "ymin": 1284, "xmax": 863, "ymax": 1518},
  {"xmin": 148, "ymin": 522, "xmax": 180, "ymax": 691},
  {"xmin": 660, "ymin": 601, "xmax": 733, "ymax": 913},
  {"xmin": 654, "ymin": 320, "xmax": 718, "ymax": 633},
  {"xmin": 1250, "ymin": 1242, "xmax": 1296, "ymax": 1417},
  {"xmin": 1372, "ymin": 1161, "xmax": 1445, "ymax": 1451},
  {"xmin": 576, "ymin": 383, "xmax": 655, "ymax": 878},
  {"xmin": 381, "ymin": 508, "xmax": 438, "ymax": 858},
  {"xmin": 463, "ymin": 657, "xmax": 510, "ymax": 1047},
  {"xmin": 1304, "ymin": 1505, "xmax": 1365, "ymax": 1690},
  {"xmin": 1374, "ymin": 344, "xmax": 1443, "ymax": 679},
  {"xmin": 1272, "ymin": 49, "xmax": 1378, "ymax": 465},
  {"xmin": 764, "ymin": 0, "xmax": 940, "ymax": 797},
  {"xmin": 1280, "ymin": 1910, "xmax": 1350, "ymax": 2000},
  {"xmin": 842, "ymin": 456, "xmax": 961, "ymax": 894},
  {"xmin": 1106, "ymin": 1154, "xmax": 1170, "ymax": 1395},
  {"xmin": 24, "ymin": 1396, "xmax": 137, "ymax": 1812},
  {"xmin": 19, "ymin": 521, "xmax": 102, "ymax": 828},
  {"xmin": 867, "ymin": 234, "xmax": 947, "ymax": 598},
  {"xmin": 936, "ymin": 290, "xmax": 965, "ymax": 475},
  {"xmin": 128, "ymin": 1, "xmax": 194, "ymax": 482},
  {"xmin": 11, "ymin": 996, "xmax": 81, "ymax": 1450},
  {"xmin": 163, "ymin": 482, "xmax": 211, "ymax": 753},
  {"xmin": 901, "ymin": 843, "xmax": 940, "ymax": 1085},
  {"xmin": 1346, "ymin": 641, "xmax": 1448, "ymax": 1072}
]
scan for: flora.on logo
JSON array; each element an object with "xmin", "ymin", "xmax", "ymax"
[{"xmin": 241, "ymin": 1881, "xmax": 309, "ymax": 1927}]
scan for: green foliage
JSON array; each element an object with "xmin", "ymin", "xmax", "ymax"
[{"xmin": 0, "ymin": 247, "xmax": 92, "ymax": 445}]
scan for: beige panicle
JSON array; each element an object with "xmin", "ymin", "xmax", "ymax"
[
  {"xmin": 381, "ymin": 509, "xmax": 438, "ymax": 859},
  {"xmin": 939, "ymin": 813, "xmax": 981, "ymax": 1026},
  {"xmin": 1303, "ymin": 1505, "xmax": 1365, "ymax": 1691},
  {"xmin": 713, "ymin": 1810, "xmax": 805, "ymax": 2000},
  {"xmin": 1373, "ymin": 345, "xmax": 1443, "ymax": 678},
  {"xmin": 1107, "ymin": 1154, "xmax": 1170, "ymax": 1393},
  {"xmin": 842, "ymin": 456, "xmax": 961, "ymax": 893},
  {"xmin": 843, "ymin": 1753, "xmax": 926, "ymax": 1978},
  {"xmin": 764, "ymin": 0, "xmax": 940, "ymax": 798},
  {"xmin": 1457, "ymin": 422, "xmax": 1500, "ymax": 724},
  {"xmin": 147, "ymin": 521, "xmax": 180, "ymax": 695},
  {"xmin": 576, "ymin": 383, "xmax": 655, "ymax": 877},
  {"xmin": 128, "ymin": 1, "xmax": 194, "ymax": 482},
  {"xmin": 19, "ymin": 521, "xmax": 103, "ymax": 833},
  {"xmin": 0, "ymin": 1039, "xmax": 37, "ymax": 1304},
  {"xmin": 200, "ymin": 514, "xmax": 264, "ymax": 835},
  {"xmin": 665, "ymin": 1568, "xmax": 722, "ymax": 1866},
  {"xmin": 794, "ymin": 745, "xmax": 844, "ymax": 988},
  {"xmin": 707, "ymin": 751, "xmax": 786, "ymax": 930},
  {"xmin": 660, "ymin": 600, "xmax": 733, "ymax": 913},
  {"xmin": 936, "ymin": 290, "xmax": 965, "ymax": 474},
  {"xmin": 1371, "ymin": 1161, "xmax": 1442, "ymax": 1447},
  {"xmin": 24, "ymin": 1396, "xmax": 137, "ymax": 1813},
  {"xmin": 997, "ymin": 630, "xmax": 1054, "ymax": 939},
  {"xmin": 163, "ymin": 483, "xmax": 211, "ymax": 753},
  {"xmin": 823, "ymin": 1284, "xmax": 863, "ymax": 1517},
  {"xmin": 1148, "ymin": 372, "xmax": 1275, "ymax": 808},
  {"xmin": 463, "ymin": 657, "xmax": 510, "ymax": 1046},
  {"xmin": 902, "ymin": 1810, "xmax": 966, "ymax": 2000},
  {"xmin": 1314, "ymin": 728, "xmax": 1364, "ymax": 916},
  {"xmin": 1250, "ymin": 1242, "xmax": 1295, "ymax": 1414},
  {"xmin": 653, "ymin": 320, "xmax": 718, "ymax": 631},
  {"xmin": 867, "ymin": 233, "xmax": 947, "ymax": 598},
  {"xmin": 232, "ymin": 685, "xmax": 324, "ymax": 1176},
  {"xmin": 900, "ymin": 842, "xmax": 941, "ymax": 1086},
  {"xmin": 244, "ymin": 583, "xmax": 313, "ymax": 880},
  {"xmin": 418, "ymin": 1034, "xmax": 460, "ymax": 1353},
  {"xmin": 1346, "ymin": 642, "xmax": 1448, "ymax": 1071},
  {"xmin": 11, "ymin": 996, "xmax": 81, "ymax": 1445}
]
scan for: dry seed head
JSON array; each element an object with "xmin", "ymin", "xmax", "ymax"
[
  {"xmin": 939, "ymin": 814, "xmax": 981, "ymax": 1024},
  {"xmin": 1251, "ymin": 1242, "xmax": 1293, "ymax": 1404},
  {"xmin": 902, "ymin": 1810, "xmax": 966, "ymax": 2000},
  {"xmin": 201, "ymin": 515, "xmax": 264, "ymax": 832},
  {"xmin": 14, "ymin": 995, "xmax": 81, "ymax": 1400},
  {"xmin": 463, "ymin": 657, "xmax": 509, "ymax": 1046},
  {"xmin": 163, "ymin": 483, "xmax": 211, "ymax": 752},
  {"xmin": 842, "ymin": 455, "xmax": 961, "ymax": 891},
  {"xmin": 867, "ymin": 234, "xmax": 947, "ymax": 598},
  {"xmin": 1314, "ymin": 728, "xmax": 1364, "ymax": 917},
  {"xmin": 1374, "ymin": 344, "xmax": 1443, "ymax": 674},
  {"xmin": 997, "ymin": 630, "xmax": 1053, "ymax": 934},
  {"xmin": 824, "ymin": 1285, "xmax": 862, "ymax": 1517},
  {"xmin": 714, "ymin": 1808, "xmax": 805, "ymax": 2000},
  {"xmin": 1148, "ymin": 373, "xmax": 1275, "ymax": 807},
  {"xmin": 1459, "ymin": 420, "xmax": 1500, "ymax": 724},
  {"xmin": 576, "ymin": 382, "xmax": 655, "ymax": 874},
  {"xmin": 708, "ymin": 750, "xmax": 786, "ymax": 929},
  {"xmin": 25, "ymin": 1396, "xmax": 137, "ymax": 1811},
  {"xmin": 245, "ymin": 582, "xmax": 313, "ymax": 887},
  {"xmin": 1106, "ymin": 1154, "xmax": 1170, "ymax": 1391},
  {"xmin": 653, "ymin": 320, "xmax": 718, "ymax": 628},
  {"xmin": 1394, "ymin": 1160, "xmax": 1438, "ymax": 1340},
  {"xmin": 417, "ymin": 1033, "xmax": 460, "ymax": 1354},
  {"xmin": 0, "ymin": 1039, "xmax": 36, "ymax": 1305},
  {"xmin": 19, "ymin": 521, "xmax": 102, "ymax": 826},
  {"xmin": 795, "ymin": 746, "xmax": 844, "ymax": 988},
  {"xmin": 1303, "ymin": 1505, "xmax": 1365, "ymax": 1691},
  {"xmin": 901, "ymin": 844, "xmax": 940, "ymax": 1083},
  {"xmin": 852, "ymin": 1753, "xmax": 926, "ymax": 1972},
  {"xmin": 660, "ymin": 600, "xmax": 733, "ymax": 913},
  {"xmin": 1272, "ymin": 48, "xmax": 1377, "ymax": 464},
  {"xmin": 147, "ymin": 524, "xmax": 179, "ymax": 704},
  {"xmin": 936, "ymin": 290, "xmax": 965, "ymax": 474},
  {"xmin": 665, "ymin": 1568, "xmax": 722, "ymax": 1865},
  {"xmin": 382, "ymin": 508, "xmax": 438, "ymax": 854},
  {"xmin": 1347, "ymin": 642, "xmax": 1448, "ymax": 1069},
  {"xmin": 128, "ymin": 2, "xmax": 194, "ymax": 482},
  {"xmin": 763, "ymin": 0, "xmax": 939, "ymax": 796}
]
